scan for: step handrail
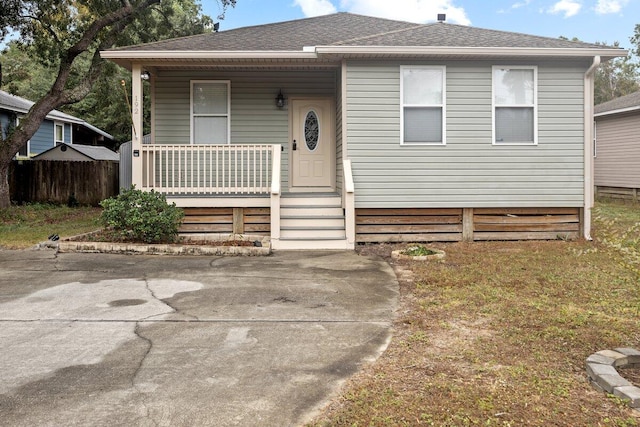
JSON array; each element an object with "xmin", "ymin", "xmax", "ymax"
[{"xmin": 343, "ymin": 159, "xmax": 355, "ymax": 248}]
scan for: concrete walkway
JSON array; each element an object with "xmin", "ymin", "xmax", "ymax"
[{"xmin": 0, "ymin": 249, "xmax": 398, "ymax": 427}]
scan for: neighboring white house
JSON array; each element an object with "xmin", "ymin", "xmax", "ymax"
[
  {"xmin": 594, "ymin": 91, "xmax": 640, "ymax": 201},
  {"xmin": 101, "ymin": 12, "xmax": 626, "ymax": 249}
]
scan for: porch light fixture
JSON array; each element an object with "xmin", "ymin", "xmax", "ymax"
[
  {"xmin": 275, "ymin": 90, "xmax": 285, "ymax": 108},
  {"xmin": 140, "ymin": 71, "xmax": 151, "ymax": 80}
]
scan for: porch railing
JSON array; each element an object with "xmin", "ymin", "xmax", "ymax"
[{"xmin": 140, "ymin": 144, "xmax": 277, "ymax": 195}]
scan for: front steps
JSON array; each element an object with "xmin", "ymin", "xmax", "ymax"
[{"xmin": 274, "ymin": 193, "xmax": 351, "ymax": 250}]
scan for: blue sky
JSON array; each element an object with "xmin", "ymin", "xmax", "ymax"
[{"xmin": 207, "ymin": 0, "xmax": 639, "ymax": 50}]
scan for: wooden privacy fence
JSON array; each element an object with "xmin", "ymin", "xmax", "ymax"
[{"xmin": 10, "ymin": 160, "xmax": 119, "ymax": 206}]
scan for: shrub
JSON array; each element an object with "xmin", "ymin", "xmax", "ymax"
[{"xmin": 99, "ymin": 187, "xmax": 184, "ymax": 243}]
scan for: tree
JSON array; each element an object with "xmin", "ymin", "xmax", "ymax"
[
  {"xmin": 0, "ymin": 0, "xmax": 236, "ymax": 208},
  {"xmin": 594, "ymin": 42, "xmax": 639, "ymax": 105}
]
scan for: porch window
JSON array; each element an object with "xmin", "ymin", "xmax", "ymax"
[
  {"xmin": 400, "ymin": 65, "xmax": 446, "ymax": 145},
  {"xmin": 191, "ymin": 80, "xmax": 230, "ymax": 144},
  {"xmin": 493, "ymin": 66, "xmax": 537, "ymax": 145},
  {"xmin": 54, "ymin": 122, "xmax": 64, "ymax": 146}
]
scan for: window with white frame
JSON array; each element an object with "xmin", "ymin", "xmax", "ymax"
[
  {"xmin": 493, "ymin": 66, "xmax": 537, "ymax": 144},
  {"xmin": 401, "ymin": 66, "xmax": 446, "ymax": 145},
  {"xmin": 191, "ymin": 81, "xmax": 230, "ymax": 144},
  {"xmin": 54, "ymin": 122, "xmax": 64, "ymax": 146},
  {"xmin": 14, "ymin": 117, "xmax": 29, "ymax": 156}
]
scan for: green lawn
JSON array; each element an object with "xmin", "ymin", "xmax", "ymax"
[
  {"xmin": 0, "ymin": 204, "xmax": 102, "ymax": 249},
  {"xmin": 312, "ymin": 199, "xmax": 640, "ymax": 427}
]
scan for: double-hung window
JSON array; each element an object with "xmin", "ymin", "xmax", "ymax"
[
  {"xmin": 54, "ymin": 122, "xmax": 64, "ymax": 146},
  {"xmin": 191, "ymin": 80, "xmax": 230, "ymax": 144},
  {"xmin": 493, "ymin": 66, "xmax": 537, "ymax": 145},
  {"xmin": 401, "ymin": 66, "xmax": 446, "ymax": 145}
]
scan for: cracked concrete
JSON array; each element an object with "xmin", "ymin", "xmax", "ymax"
[{"xmin": 0, "ymin": 249, "xmax": 397, "ymax": 426}]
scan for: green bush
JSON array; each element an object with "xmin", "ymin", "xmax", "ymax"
[{"xmin": 99, "ymin": 187, "xmax": 184, "ymax": 243}]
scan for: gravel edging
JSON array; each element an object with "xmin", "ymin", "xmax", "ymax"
[{"xmin": 586, "ymin": 348, "xmax": 640, "ymax": 408}]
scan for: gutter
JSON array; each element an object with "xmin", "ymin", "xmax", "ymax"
[
  {"xmin": 100, "ymin": 46, "xmax": 627, "ymax": 62},
  {"xmin": 582, "ymin": 55, "xmax": 600, "ymax": 241},
  {"xmin": 594, "ymin": 105, "xmax": 640, "ymax": 117}
]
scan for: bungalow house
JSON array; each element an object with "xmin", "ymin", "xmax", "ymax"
[
  {"xmin": 101, "ymin": 12, "xmax": 625, "ymax": 249},
  {"xmin": 0, "ymin": 90, "xmax": 114, "ymax": 158},
  {"xmin": 594, "ymin": 91, "xmax": 640, "ymax": 201}
]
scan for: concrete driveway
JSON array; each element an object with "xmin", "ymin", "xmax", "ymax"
[{"xmin": 0, "ymin": 249, "xmax": 398, "ymax": 427}]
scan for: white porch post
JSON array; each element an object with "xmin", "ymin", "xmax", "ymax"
[{"xmin": 131, "ymin": 63, "xmax": 144, "ymax": 189}]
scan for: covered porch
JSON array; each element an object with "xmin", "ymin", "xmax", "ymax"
[{"xmin": 126, "ymin": 63, "xmax": 355, "ymax": 250}]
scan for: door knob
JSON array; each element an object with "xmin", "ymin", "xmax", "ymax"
[{"xmin": 292, "ymin": 140, "xmax": 297, "ymax": 150}]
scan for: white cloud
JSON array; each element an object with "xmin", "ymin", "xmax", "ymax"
[
  {"xmin": 595, "ymin": 0, "xmax": 628, "ymax": 14},
  {"xmin": 547, "ymin": 0, "xmax": 582, "ymax": 17},
  {"xmin": 293, "ymin": 0, "xmax": 338, "ymax": 17},
  {"xmin": 511, "ymin": 0, "xmax": 532, "ymax": 9},
  {"xmin": 338, "ymin": 0, "xmax": 471, "ymax": 25}
]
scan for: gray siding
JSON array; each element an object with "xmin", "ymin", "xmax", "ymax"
[
  {"xmin": 154, "ymin": 69, "xmax": 337, "ymax": 190},
  {"xmin": 346, "ymin": 60, "xmax": 587, "ymax": 208},
  {"xmin": 595, "ymin": 112, "xmax": 640, "ymax": 188}
]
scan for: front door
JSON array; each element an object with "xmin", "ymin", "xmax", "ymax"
[{"xmin": 291, "ymin": 98, "xmax": 335, "ymax": 191}]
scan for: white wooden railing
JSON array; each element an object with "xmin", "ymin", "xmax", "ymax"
[
  {"xmin": 140, "ymin": 144, "xmax": 277, "ymax": 195},
  {"xmin": 343, "ymin": 159, "xmax": 355, "ymax": 247}
]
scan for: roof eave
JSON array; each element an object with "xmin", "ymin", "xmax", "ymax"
[
  {"xmin": 100, "ymin": 50, "xmax": 319, "ymax": 68},
  {"xmin": 315, "ymin": 45, "xmax": 627, "ymax": 60},
  {"xmin": 595, "ymin": 105, "xmax": 640, "ymax": 117},
  {"xmin": 101, "ymin": 46, "xmax": 627, "ymax": 68}
]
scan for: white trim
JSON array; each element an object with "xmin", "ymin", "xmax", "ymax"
[
  {"xmin": 190, "ymin": 80, "xmax": 231, "ymax": 145},
  {"xmin": 400, "ymin": 65, "xmax": 446, "ymax": 146},
  {"xmin": 341, "ymin": 59, "xmax": 348, "ymax": 161},
  {"xmin": 594, "ymin": 105, "xmax": 640, "ymax": 117},
  {"xmin": 54, "ymin": 121, "xmax": 64, "ymax": 146},
  {"xmin": 15, "ymin": 116, "xmax": 30, "ymax": 157},
  {"xmin": 492, "ymin": 65, "xmax": 538, "ymax": 146},
  {"xmin": 583, "ymin": 55, "xmax": 600, "ymax": 241},
  {"xmin": 315, "ymin": 46, "xmax": 626, "ymax": 58},
  {"xmin": 101, "ymin": 46, "xmax": 626, "ymax": 61}
]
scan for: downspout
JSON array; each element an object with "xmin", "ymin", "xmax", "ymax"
[{"xmin": 583, "ymin": 55, "xmax": 600, "ymax": 240}]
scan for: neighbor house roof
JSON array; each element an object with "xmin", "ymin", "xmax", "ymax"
[
  {"xmin": 102, "ymin": 12, "xmax": 625, "ymax": 67},
  {"xmin": 595, "ymin": 91, "xmax": 640, "ymax": 117},
  {"xmin": 0, "ymin": 90, "xmax": 113, "ymax": 140},
  {"xmin": 33, "ymin": 143, "xmax": 119, "ymax": 161}
]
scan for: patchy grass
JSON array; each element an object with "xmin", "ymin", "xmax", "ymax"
[
  {"xmin": 0, "ymin": 203, "xmax": 101, "ymax": 249},
  {"xmin": 311, "ymin": 199, "xmax": 640, "ymax": 427}
]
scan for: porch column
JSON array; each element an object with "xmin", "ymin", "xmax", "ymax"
[{"xmin": 131, "ymin": 63, "xmax": 144, "ymax": 189}]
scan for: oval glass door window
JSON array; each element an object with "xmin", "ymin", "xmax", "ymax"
[{"xmin": 304, "ymin": 110, "xmax": 319, "ymax": 151}]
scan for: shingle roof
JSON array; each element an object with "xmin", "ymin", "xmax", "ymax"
[
  {"xmin": 109, "ymin": 12, "xmax": 613, "ymax": 52},
  {"xmin": 69, "ymin": 144, "xmax": 120, "ymax": 161},
  {"xmin": 33, "ymin": 144, "xmax": 119, "ymax": 161},
  {"xmin": 0, "ymin": 90, "xmax": 113, "ymax": 140},
  {"xmin": 595, "ymin": 91, "xmax": 640, "ymax": 115}
]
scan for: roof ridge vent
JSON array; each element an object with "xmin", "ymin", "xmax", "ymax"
[{"xmin": 437, "ymin": 14, "xmax": 446, "ymax": 23}]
